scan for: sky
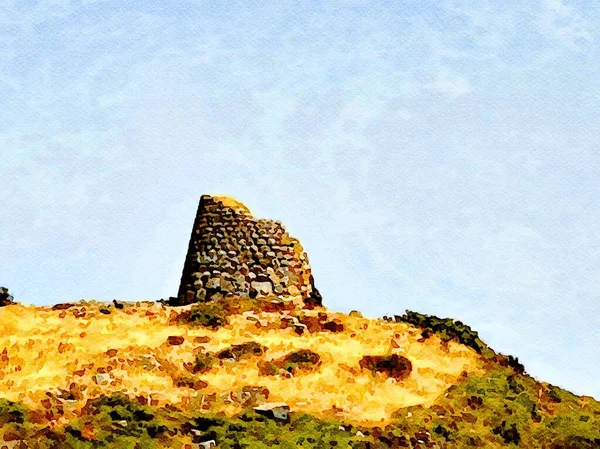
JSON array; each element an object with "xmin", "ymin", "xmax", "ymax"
[{"xmin": 1, "ymin": 0, "xmax": 599, "ymax": 399}]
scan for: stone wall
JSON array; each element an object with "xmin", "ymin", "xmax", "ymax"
[{"xmin": 172, "ymin": 195, "xmax": 321, "ymax": 307}]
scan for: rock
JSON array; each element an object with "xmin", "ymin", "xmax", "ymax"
[
  {"xmin": 253, "ymin": 402, "xmax": 290, "ymax": 421},
  {"xmin": 323, "ymin": 320, "xmax": 344, "ymax": 332},
  {"xmin": 0, "ymin": 287, "xmax": 15, "ymax": 307},
  {"xmin": 250, "ymin": 281, "xmax": 273, "ymax": 295},
  {"xmin": 167, "ymin": 336, "xmax": 185, "ymax": 345},
  {"xmin": 2, "ymin": 438, "xmax": 28, "ymax": 449},
  {"xmin": 93, "ymin": 373, "xmax": 112, "ymax": 385},
  {"xmin": 205, "ymin": 277, "xmax": 221, "ymax": 290},
  {"xmin": 52, "ymin": 302, "xmax": 74, "ymax": 310},
  {"xmin": 359, "ymin": 354, "xmax": 412, "ymax": 380}
]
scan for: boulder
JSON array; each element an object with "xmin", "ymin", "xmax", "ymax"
[
  {"xmin": 167, "ymin": 336, "xmax": 185, "ymax": 346},
  {"xmin": 93, "ymin": 373, "xmax": 112, "ymax": 385},
  {"xmin": 0, "ymin": 287, "xmax": 15, "ymax": 307},
  {"xmin": 253, "ymin": 402, "xmax": 290, "ymax": 421}
]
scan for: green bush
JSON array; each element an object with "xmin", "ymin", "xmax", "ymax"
[
  {"xmin": 217, "ymin": 341, "xmax": 267, "ymax": 360},
  {"xmin": 259, "ymin": 350, "xmax": 321, "ymax": 376},
  {"xmin": 193, "ymin": 352, "xmax": 216, "ymax": 374},
  {"xmin": 396, "ymin": 310, "xmax": 491, "ymax": 356},
  {"xmin": 0, "ymin": 398, "xmax": 27, "ymax": 425},
  {"xmin": 386, "ymin": 367, "xmax": 600, "ymax": 449},
  {"xmin": 187, "ymin": 303, "xmax": 229, "ymax": 329}
]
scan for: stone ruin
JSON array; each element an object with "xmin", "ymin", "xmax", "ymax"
[{"xmin": 172, "ymin": 195, "xmax": 322, "ymax": 308}]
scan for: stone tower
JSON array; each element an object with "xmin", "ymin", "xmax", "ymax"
[{"xmin": 172, "ymin": 195, "xmax": 322, "ymax": 307}]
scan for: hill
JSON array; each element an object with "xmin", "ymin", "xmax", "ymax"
[{"xmin": 0, "ymin": 196, "xmax": 598, "ymax": 448}]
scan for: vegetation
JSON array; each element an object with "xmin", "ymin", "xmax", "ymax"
[
  {"xmin": 217, "ymin": 341, "xmax": 268, "ymax": 360},
  {"xmin": 396, "ymin": 310, "xmax": 490, "ymax": 355},
  {"xmin": 192, "ymin": 352, "xmax": 217, "ymax": 374},
  {"xmin": 3, "ymin": 373, "xmax": 599, "ymax": 449},
  {"xmin": 396, "ymin": 310, "xmax": 528, "ymax": 374},
  {"xmin": 0, "ymin": 300, "xmax": 597, "ymax": 447},
  {"xmin": 0, "ymin": 394, "xmax": 367, "ymax": 448},
  {"xmin": 185, "ymin": 303, "xmax": 230, "ymax": 329},
  {"xmin": 176, "ymin": 297, "xmax": 297, "ymax": 329},
  {"xmin": 383, "ymin": 367, "xmax": 600, "ymax": 448},
  {"xmin": 259, "ymin": 350, "xmax": 321, "ymax": 376}
]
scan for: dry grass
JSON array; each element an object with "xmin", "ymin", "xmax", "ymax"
[{"xmin": 0, "ymin": 301, "xmax": 482, "ymax": 426}]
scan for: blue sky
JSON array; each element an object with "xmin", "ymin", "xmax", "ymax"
[{"xmin": 1, "ymin": 0, "xmax": 599, "ymax": 399}]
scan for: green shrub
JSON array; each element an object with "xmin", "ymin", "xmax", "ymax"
[
  {"xmin": 0, "ymin": 398, "xmax": 27, "ymax": 425},
  {"xmin": 217, "ymin": 341, "xmax": 267, "ymax": 360},
  {"xmin": 64, "ymin": 394, "xmax": 173, "ymax": 447},
  {"xmin": 387, "ymin": 367, "xmax": 600, "ymax": 449},
  {"xmin": 279, "ymin": 350, "xmax": 321, "ymax": 374},
  {"xmin": 193, "ymin": 352, "xmax": 216, "ymax": 374},
  {"xmin": 396, "ymin": 310, "xmax": 490, "ymax": 355},
  {"xmin": 187, "ymin": 303, "xmax": 229, "ymax": 329},
  {"xmin": 259, "ymin": 350, "xmax": 321, "ymax": 376}
]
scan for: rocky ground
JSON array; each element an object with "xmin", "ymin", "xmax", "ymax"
[{"xmin": 0, "ymin": 296, "xmax": 598, "ymax": 448}]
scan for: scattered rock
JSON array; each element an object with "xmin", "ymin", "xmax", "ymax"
[
  {"xmin": 2, "ymin": 435, "xmax": 28, "ymax": 449},
  {"xmin": 323, "ymin": 320, "xmax": 344, "ymax": 332},
  {"xmin": 230, "ymin": 386, "xmax": 270, "ymax": 406},
  {"xmin": 52, "ymin": 303, "xmax": 74, "ymax": 310},
  {"xmin": 253, "ymin": 402, "xmax": 290, "ymax": 421},
  {"xmin": 175, "ymin": 378, "xmax": 208, "ymax": 390},
  {"xmin": 92, "ymin": 373, "xmax": 112, "ymax": 385},
  {"xmin": 167, "ymin": 336, "xmax": 185, "ymax": 346}
]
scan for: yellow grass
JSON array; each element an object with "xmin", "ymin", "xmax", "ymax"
[
  {"xmin": 0, "ymin": 302, "xmax": 483, "ymax": 426},
  {"xmin": 212, "ymin": 195, "xmax": 252, "ymax": 214}
]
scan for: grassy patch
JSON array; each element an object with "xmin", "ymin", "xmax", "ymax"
[
  {"xmin": 192, "ymin": 352, "xmax": 217, "ymax": 374},
  {"xmin": 2, "ymin": 378, "xmax": 599, "ymax": 449},
  {"xmin": 217, "ymin": 341, "xmax": 267, "ymax": 360},
  {"xmin": 385, "ymin": 367, "xmax": 600, "ymax": 448},
  {"xmin": 396, "ymin": 310, "xmax": 490, "ymax": 355},
  {"xmin": 186, "ymin": 303, "xmax": 229, "ymax": 329},
  {"xmin": 259, "ymin": 350, "xmax": 321, "ymax": 376}
]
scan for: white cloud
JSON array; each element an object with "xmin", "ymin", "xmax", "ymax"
[{"xmin": 538, "ymin": 0, "xmax": 596, "ymax": 49}]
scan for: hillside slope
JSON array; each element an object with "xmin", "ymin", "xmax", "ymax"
[
  {"xmin": 0, "ymin": 299, "xmax": 599, "ymax": 448},
  {"xmin": 0, "ymin": 300, "xmax": 480, "ymax": 425}
]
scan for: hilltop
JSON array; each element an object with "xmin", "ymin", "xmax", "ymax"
[{"xmin": 0, "ymin": 196, "xmax": 598, "ymax": 448}]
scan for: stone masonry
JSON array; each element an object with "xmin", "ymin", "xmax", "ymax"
[{"xmin": 172, "ymin": 195, "xmax": 322, "ymax": 307}]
